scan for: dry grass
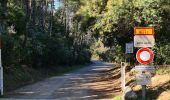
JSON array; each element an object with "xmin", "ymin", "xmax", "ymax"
[
  {"xmin": 89, "ymin": 64, "xmax": 122, "ymax": 99},
  {"xmin": 132, "ymin": 65, "xmax": 170, "ymax": 100},
  {"xmin": 92, "ymin": 64, "xmax": 170, "ymax": 100}
]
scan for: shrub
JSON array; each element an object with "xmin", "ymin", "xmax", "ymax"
[
  {"xmin": 76, "ymin": 49, "xmax": 91, "ymax": 64},
  {"xmin": 154, "ymin": 43, "xmax": 170, "ymax": 65},
  {"xmin": 98, "ymin": 45, "xmax": 125, "ymax": 63}
]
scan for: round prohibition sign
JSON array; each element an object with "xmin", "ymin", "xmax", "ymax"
[{"xmin": 136, "ymin": 48, "xmax": 154, "ymax": 65}]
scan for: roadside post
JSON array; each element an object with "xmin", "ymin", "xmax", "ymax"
[
  {"xmin": 0, "ymin": 36, "xmax": 3, "ymax": 95},
  {"xmin": 121, "ymin": 62, "xmax": 128, "ymax": 100},
  {"xmin": 134, "ymin": 27, "xmax": 155, "ymax": 100},
  {"xmin": 120, "ymin": 43, "xmax": 133, "ymax": 99}
]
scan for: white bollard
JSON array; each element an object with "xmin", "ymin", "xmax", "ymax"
[
  {"xmin": 0, "ymin": 49, "xmax": 3, "ymax": 95},
  {"xmin": 0, "ymin": 67, "xmax": 3, "ymax": 96}
]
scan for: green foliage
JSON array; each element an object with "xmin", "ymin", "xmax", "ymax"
[
  {"xmin": 2, "ymin": 34, "xmax": 22, "ymax": 66},
  {"xmin": 77, "ymin": 0, "xmax": 170, "ymax": 64},
  {"xmin": 1, "ymin": 0, "xmax": 92, "ymax": 71},
  {"xmin": 76, "ymin": 49, "xmax": 91, "ymax": 64},
  {"xmin": 154, "ymin": 43, "xmax": 170, "ymax": 65},
  {"xmin": 113, "ymin": 95, "xmax": 122, "ymax": 100},
  {"xmin": 98, "ymin": 45, "xmax": 125, "ymax": 63},
  {"xmin": 1, "ymin": 0, "xmax": 170, "ymax": 71}
]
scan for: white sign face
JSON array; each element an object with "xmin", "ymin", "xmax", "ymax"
[
  {"xmin": 125, "ymin": 43, "xmax": 133, "ymax": 54},
  {"xmin": 135, "ymin": 65, "xmax": 155, "ymax": 73},
  {"xmin": 140, "ymin": 51, "xmax": 150, "ymax": 61},
  {"xmin": 134, "ymin": 35, "xmax": 155, "ymax": 47},
  {"xmin": 136, "ymin": 73, "xmax": 151, "ymax": 85}
]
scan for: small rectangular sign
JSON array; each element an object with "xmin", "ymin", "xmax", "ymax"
[
  {"xmin": 135, "ymin": 65, "xmax": 155, "ymax": 73},
  {"xmin": 125, "ymin": 43, "xmax": 133, "ymax": 54},
  {"xmin": 134, "ymin": 35, "xmax": 155, "ymax": 47},
  {"xmin": 136, "ymin": 73, "xmax": 151, "ymax": 85},
  {"xmin": 134, "ymin": 27, "xmax": 154, "ymax": 35}
]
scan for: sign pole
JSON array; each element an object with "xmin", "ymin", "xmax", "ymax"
[
  {"xmin": 121, "ymin": 62, "xmax": 128, "ymax": 100},
  {"xmin": 134, "ymin": 27, "xmax": 155, "ymax": 100},
  {"xmin": 142, "ymin": 85, "xmax": 146, "ymax": 100},
  {"xmin": 0, "ymin": 36, "xmax": 3, "ymax": 95},
  {"xmin": 121, "ymin": 62, "xmax": 126, "ymax": 100},
  {"xmin": 121, "ymin": 62, "xmax": 126, "ymax": 91}
]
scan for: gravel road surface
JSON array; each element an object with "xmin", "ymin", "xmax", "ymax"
[{"xmin": 2, "ymin": 60, "xmax": 114, "ymax": 100}]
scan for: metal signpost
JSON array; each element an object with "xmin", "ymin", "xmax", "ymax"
[
  {"xmin": 0, "ymin": 37, "xmax": 3, "ymax": 95},
  {"xmin": 134, "ymin": 27, "xmax": 155, "ymax": 100},
  {"xmin": 121, "ymin": 62, "xmax": 128, "ymax": 100}
]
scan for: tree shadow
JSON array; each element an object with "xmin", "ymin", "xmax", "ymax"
[
  {"xmin": 126, "ymin": 79, "xmax": 136, "ymax": 88},
  {"xmin": 89, "ymin": 65, "xmax": 122, "ymax": 99},
  {"xmin": 94, "ymin": 65, "xmax": 121, "ymax": 82}
]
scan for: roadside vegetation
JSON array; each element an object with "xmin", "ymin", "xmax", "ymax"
[
  {"xmin": 94, "ymin": 64, "xmax": 170, "ymax": 100},
  {"xmin": 0, "ymin": 0, "xmax": 170, "ymax": 96},
  {"xmin": 1, "ymin": 0, "xmax": 92, "ymax": 91},
  {"xmin": 133, "ymin": 65, "xmax": 170, "ymax": 99},
  {"xmin": 4, "ymin": 64, "xmax": 89, "ymax": 91}
]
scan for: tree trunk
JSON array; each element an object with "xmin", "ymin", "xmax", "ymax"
[
  {"xmin": 23, "ymin": 0, "xmax": 31, "ymax": 46},
  {"xmin": 49, "ymin": 0, "xmax": 54, "ymax": 36},
  {"xmin": 0, "ymin": 0, "xmax": 8, "ymax": 34},
  {"xmin": 31, "ymin": 0, "xmax": 36, "ymax": 31}
]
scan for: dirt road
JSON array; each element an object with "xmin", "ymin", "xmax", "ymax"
[{"xmin": 3, "ymin": 60, "xmax": 114, "ymax": 100}]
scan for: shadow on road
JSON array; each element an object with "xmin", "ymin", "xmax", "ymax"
[{"xmin": 5, "ymin": 60, "xmax": 119, "ymax": 100}]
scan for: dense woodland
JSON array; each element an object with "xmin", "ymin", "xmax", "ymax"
[
  {"xmin": 0, "ymin": 0, "xmax": 170, "ymax": 79},
  {"xmin": 0, "ymin": 0, "xmax": 93, "ymax": 68}
]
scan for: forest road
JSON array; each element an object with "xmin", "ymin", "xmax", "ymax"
[{"xmin": 2, "ymin": 60, "xmax": 114, "ymax": 100}]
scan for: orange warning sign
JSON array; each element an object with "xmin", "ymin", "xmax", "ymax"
[{"xmin": 134, "ymin": 27, "xmax": 154, "ymax": 35}]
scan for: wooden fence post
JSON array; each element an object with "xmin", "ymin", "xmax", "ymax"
[{"xmin": 121, "ymin": 62, "xmax": 128, "ymax": 100}]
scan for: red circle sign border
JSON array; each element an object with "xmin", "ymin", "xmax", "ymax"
[{"xmin": 136, "ymin": 48, "xmax": 154, "ymax": 65}]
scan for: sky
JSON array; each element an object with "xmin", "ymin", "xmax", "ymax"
[{"xmin": 54, "ymin": 0, "xmax": 61, "ymax": 9}]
